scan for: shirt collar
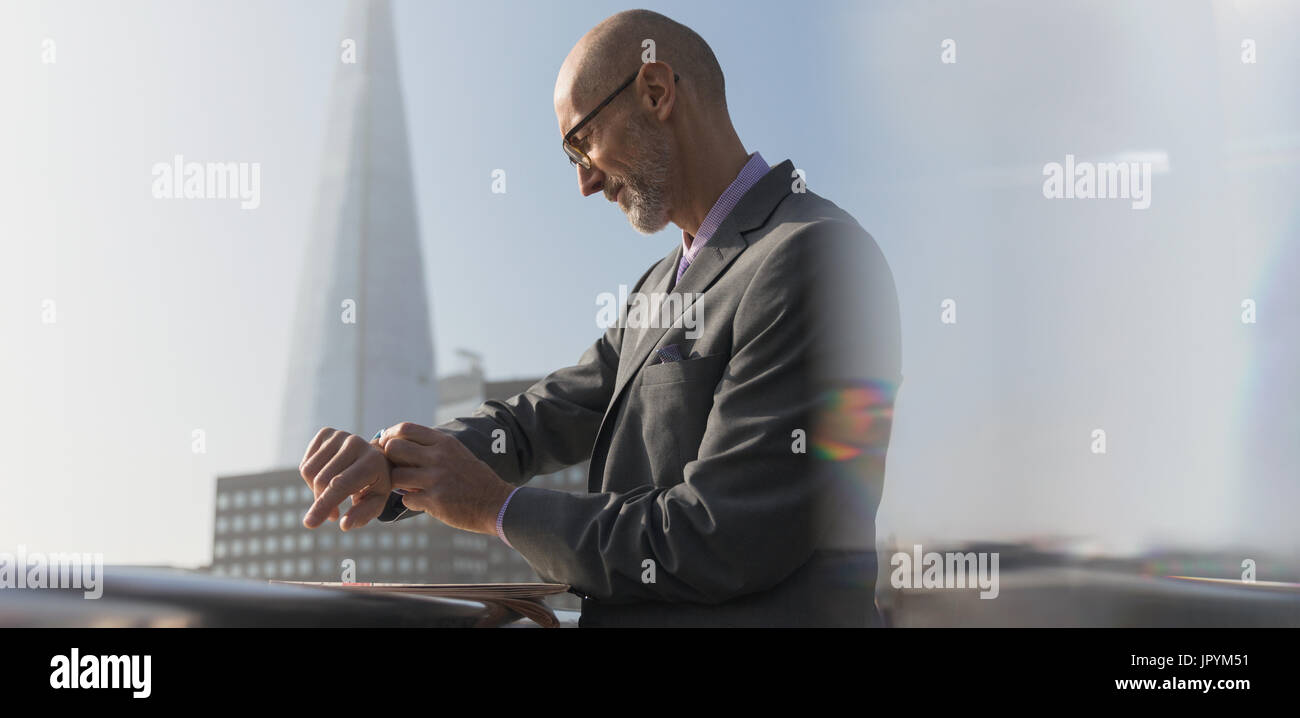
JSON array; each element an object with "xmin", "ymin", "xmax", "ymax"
[{"xmin": 681, "ymin": 151, "xmax": 769, "ymax": 261}]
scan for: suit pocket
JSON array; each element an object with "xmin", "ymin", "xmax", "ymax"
[
  {"xmin": 637, "ymin": 352, "xmax": 728, "ymax": 387},
  {"xmin": 635, "ymin": 353, "xmax": 728, "ymax": 484}
]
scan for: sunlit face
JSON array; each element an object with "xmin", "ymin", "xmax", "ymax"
[{"xmin": 558, "ymin": 81, "xmax": 675, "ymax": 235}]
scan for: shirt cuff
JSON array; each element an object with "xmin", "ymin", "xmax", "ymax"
[{"xmin": 495, "ymin": 486, "xmax": 522, "ymax": 548}]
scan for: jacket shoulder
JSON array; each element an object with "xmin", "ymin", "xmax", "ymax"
[
  {"xmin": 771, "ymin": 188, "xmax": 869, "ymax": 237},
  {"xmin": 748, "ymin": 189, "xmax": 886, "ymax": 273}
]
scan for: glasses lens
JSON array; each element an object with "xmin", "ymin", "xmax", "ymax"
[{"xmin": 563, "ymin": 141, "xmax": 589, "ymax": 169}]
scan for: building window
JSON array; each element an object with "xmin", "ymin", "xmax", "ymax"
[
  {"xmin": 399, "ymin": 533, "xmax": 413, "ymax": 548},
  {"xmin": 214, "ymin": 541, "xmax": 227, "ymax": 559},
  {"xmin": 318, "ymin": 558, "xmax": 334, "ymax": 575},
  {"xmin": 247, "ymin": 562, "xmax": 260, "ymax": 577},
  {"xmin": 453, "ymin": 534, "xmax": 487, "ymax": 550},
  {"xmin": 234, "ymin": 492, "xmax": 247, "ymax": 509},
  {"xmin": 417, "ymin": 534, "xmax": 428, "ymax": 548},
  {"xmin": 280, "ymin": 559, "xmax": 294, "ymax": 577},
  {"xmin": 249, "ymin": 513, "xmax": 263, "ymax": 532},
  {"xmin": 264, "ymin": 560, "xmax": 276, "ymax": 577},
  {"xmin": 267, "ymin": 488, "xmax": 280, "ymax": 506},
  {"xmin": 216, "ymin": 517, "xmax": 229, "ymax": 534},
  {"xmin": 230, "ymin": 563, "xmax": 243, "ymax": 577},
  {"xmin": 318, "ymin": 533, "xmax": 334, "ymax": 550},
  {"xmin": 298, "ymin": 533, "xmax": 312, "ymax": 551},
  {"xmin": 217, "ymin": 493, "xmax": 230, "ymax": 511},
  {"xmin": 297, "ymin": 558, "xmax": 312, "ymax": 575},
  {"xmin": 380, "ymin": 533, "xmax": 394, "ymax": 549},
  {"xmin": 341, "ymin": 533, "xmax": 355, "ymax": 549},
  {"xmin": 265, "ymin": 535, "xmax": 278, "ymax": 554},
  {"xmin": 416, "ymin": 557, "xmax": 428, "ymax": 573},
  {"xmin": 360, "ymin": 534, "xmax": 374, "ymax": 549},
  {"xmin": 379, "ymin": 557, "xmax": 394, "ymax": 573},
  {"xmin": 398, "ymin": 557, "xmax": 413, "ymax": 573},
  {"xmin": 231, "ymin": 539, "xmax": 244, "ymax": 557},
  {"xmin": 248, "ymin": 538, "xmax": 262, "ymax": 556},
  {"xmin": 232, "ymin": 515, "xmax": 246, "ymax": 533},
  {"xmin": 283, "ymin": 509, "xmax": 297, "ymax": 527},
  {"xmin": 283, "ymin": 485, "xmax": 302, "ymax": 505}
]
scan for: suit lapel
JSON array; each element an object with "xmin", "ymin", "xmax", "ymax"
[
  {"xmin": 608, "ymin": 159, "xmax": 797, "ymax": 417},
  {"xmin": 587, "ymin": 159, "xmax": 796, "ymax": 492},
  {"xmin": 614, "ymin": 253, "xmax": 677, "ymax": 390}
]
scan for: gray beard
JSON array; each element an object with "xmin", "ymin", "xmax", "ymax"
[{"xmin": 617, "ymin": 115, "xmax": 673, "ymax": 235}]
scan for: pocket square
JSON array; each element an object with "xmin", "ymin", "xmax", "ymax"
[{"xmin": 652, "ymin": 343, "xmax": 685, "ymax": 365}]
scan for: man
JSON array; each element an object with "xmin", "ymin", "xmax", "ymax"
[{"xmin": 297, "ymin": 9, "xmax": 903, "ymax": 626}]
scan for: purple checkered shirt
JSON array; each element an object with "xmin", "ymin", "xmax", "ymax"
[
  {"xmin": 677, "ymin": 151, "xmax": 770, "ymax": 284},
  {"xmin": 492, "ymin": 151, "xmax": 769, "ymax": 549}
]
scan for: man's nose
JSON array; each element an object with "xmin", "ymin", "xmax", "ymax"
[{"xmin": 577, "ymin": 163, "xmax": 604, "ymax": 197}]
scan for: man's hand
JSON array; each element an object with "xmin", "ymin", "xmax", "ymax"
[
  {"xmin": 298, "ymin": 427, "xmax": 393, "ymax": 531},
  {"xmin": 376, "ymin": 422, "xmax": 515, "ymax": 536}
]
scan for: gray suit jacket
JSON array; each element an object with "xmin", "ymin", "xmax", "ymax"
[{"xmin": 380, "ymin": 159, "xmax": 903, "ymax": 626}]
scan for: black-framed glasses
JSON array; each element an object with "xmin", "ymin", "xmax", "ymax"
[{"xmin": 563, "ymin": 70, "xmax": 680, "ymax": 169}]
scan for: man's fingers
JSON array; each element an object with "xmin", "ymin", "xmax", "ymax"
[
  {"xmin": 309, "ymin": 435, "xmax": 365, "ymax": 496},
  {"xmin": 304, "ymin": 447, "xmax": 375, "ymax": 528},
  {"xmin": 305, "ymin": 477, "xmax": 355, "ymax": 528},
  {"xmin": 384, "ymin": 437, "xmax": 438, "ymax": 467},
  {"xmin": 401, "ymin": 492, "xmax": 431, "ymax": 514},
  {"xmin": 340, "ymin": 490, "xmax": 387, "ymax": 532},
  {"xmin": 378, "ymin": 422, "xmax": 445, "ymax": 450},
  {"xmin": 301, "ymin": 431, "xmax": 348, "ymax": 492},
  {"xmin": 300, "ymin": 427, "xmax": 333, "ymax": 472},
  {"xmin": 391, "ymin": 466, "xmax": 437, "ymax": 493}
]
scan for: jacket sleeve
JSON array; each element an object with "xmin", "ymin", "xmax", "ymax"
[
  {"xmin": 497, "ymin": 219, "xmax": 901, "ymax": 603},
  {"xmin": 377, "ymin": 261, "xmax": 656, "ymax": 523}
]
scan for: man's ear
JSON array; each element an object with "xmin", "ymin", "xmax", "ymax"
[{"xmin": 638, "ymin": 61, "xmax": 675, "ymax": 119}]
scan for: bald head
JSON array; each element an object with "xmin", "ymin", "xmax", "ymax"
[
  {"xmin": 553, "ymin": 10, "xmax": 749, "ymax": 237},
  {"xmin": 557, "ymin": 9, "xmax": 727, "ymax": 116}
]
